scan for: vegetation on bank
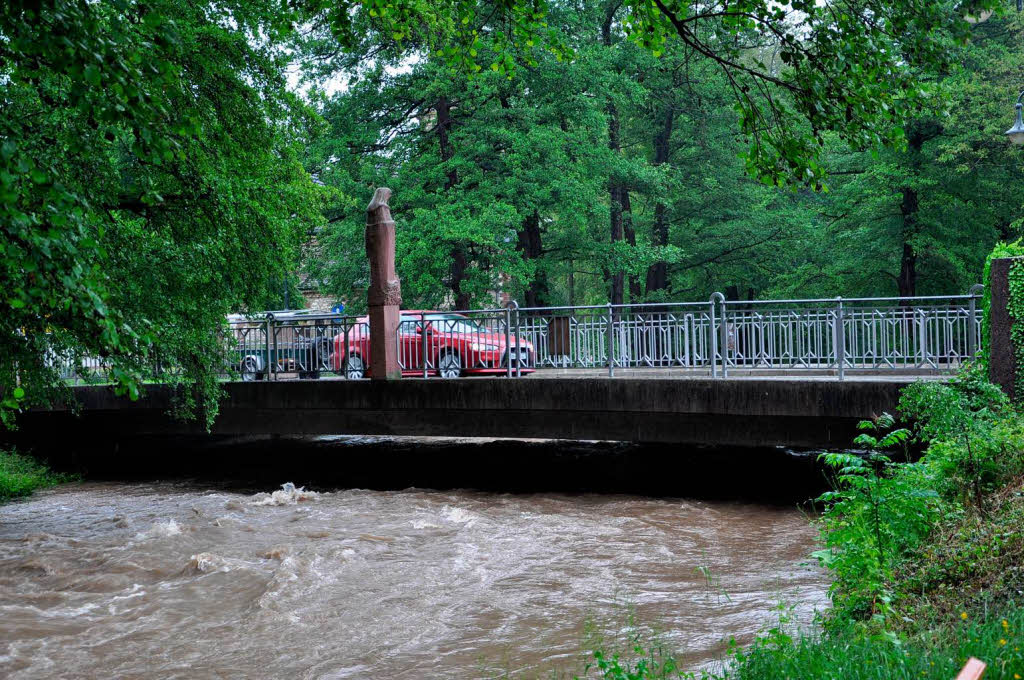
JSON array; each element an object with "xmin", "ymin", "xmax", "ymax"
[
  {"xmin": 0, "ymin": 449, "xmax": 74, "ymax": 502},
  {"xmin": 574, "ymin": 364, "xmax": 1024, "ymax": 679}
]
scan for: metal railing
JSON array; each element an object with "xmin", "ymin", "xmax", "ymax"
[
  {"xmin": 716, "ymin": 294, "xmax": 981, "ymax": 378},
  {"xmin": 227, "ymin": 311, "xmax": 369, "ymax": 381},
  {"xmin": 53, "ymin": 350, "xmax": 114, "ymax": 386},
  {"xmin": 508, "ymin": 289, "xmax": 982, "ymax": 379},
  {"xmin": 54, "ymin": 289, "xmax": 983, "ymax": 384},
  {"xmin": 511, "ymin": 301, "xmax": 717, "ymax": 375}
]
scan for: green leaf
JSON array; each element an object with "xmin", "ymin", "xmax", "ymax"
[{"xmin": 84, "ymin": 65, "xmax": 101, "ymax": 87}]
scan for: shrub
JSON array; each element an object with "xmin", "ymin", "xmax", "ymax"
[{"xmin": 0, "ymin": 448, "xmax": 73, "ymax": 501}]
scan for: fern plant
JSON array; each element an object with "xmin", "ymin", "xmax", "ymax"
[{"xmin": 814, "ymin": 414, "xmax": 940, "ymax": 625}]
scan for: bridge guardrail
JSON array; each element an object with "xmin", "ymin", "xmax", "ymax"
[
  {"xmin": 52, "ymin": 289, "xmax": 983, "ymax": 384},
  {"xmin": 718, "ymin": 294, "xmax": 981, "ymax": 378}
]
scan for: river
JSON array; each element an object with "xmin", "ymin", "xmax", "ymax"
[{"xmin": 0, "ymin": 469, "xmax": 828, "ymax": 678}]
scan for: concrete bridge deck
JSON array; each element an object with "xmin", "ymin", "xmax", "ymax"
[{"xmin": 11, "ymin": 375, "xmax": 924, "ymax": 449}]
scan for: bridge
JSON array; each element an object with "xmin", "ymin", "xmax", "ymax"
[
  {"xmin": 16, "ymin": 375, "xmax": 916, "ymax": 449},
  {"xmin": 19, "ymin": 290, "xmax": 985, "ymax": 451},
  {"xmin": 8, "ymin": 186, "xmax": 1012, "ymax": 461}
]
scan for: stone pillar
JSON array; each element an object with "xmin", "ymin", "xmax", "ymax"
[
  {"xmin": 989, "ymin": 257, "xmax": 1020, "ymax": 399},
  {"xmin": 365, "ymin": 188, "xmax": 402, "ymax": 380}
]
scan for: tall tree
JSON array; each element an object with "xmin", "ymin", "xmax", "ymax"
[{"xmin": 1, "ymin": 0, "xmax": 322, "ymax": 423}]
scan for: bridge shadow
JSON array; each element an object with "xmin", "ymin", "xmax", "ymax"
[{"xmin": 31, "ymin": 435, "xmax": 836, "ymax": 505}]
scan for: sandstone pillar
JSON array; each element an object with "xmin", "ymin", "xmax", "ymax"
[{"xmin": 365, "ymin": 188, "xmax": 402, "ymax": 380}]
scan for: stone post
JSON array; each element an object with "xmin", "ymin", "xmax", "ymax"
[
  {"xmin": 989, "ymin": 257, "xmax": 1020, "ymax": 399},
  {"xmin": 365, "ymin": 188, "xmax": 402, "ymax": 380}
]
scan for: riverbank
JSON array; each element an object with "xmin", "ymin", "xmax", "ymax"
[
  {"xmin": 0, "ymin": 448, "xmax": 73, "ymax": 502},
  {"xmin": 583, "ymin": 365, "xmax": 1024, "ymax": 679}
]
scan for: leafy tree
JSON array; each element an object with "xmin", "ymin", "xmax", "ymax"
[
  {"xmin": 305, "ymin": 8, "xmax": 613, "ymax": 309},
  {"xmin": 303, "ymin": 1, "xmax": 1011, "ymax": 308},
  {"xmin": 1, "ymin": 0, "xmax": 323, "ymax": 424},
  {"xmin": 307, "ymin": 0, "xmax": 1001, "ymax": 187},
  {"xmin": 767, "ymin": 13, "xmax": 1024, "ymax": 299}
]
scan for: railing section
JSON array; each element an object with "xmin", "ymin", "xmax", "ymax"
[
  {"xmin": 512, "ymin": 302, "xmax": 715, "ymax": 372},
  {"xmin": 52, "ymin": 290, "xmax": 982, "ymax": 384},
  {"xmin": 228, "ymin": 313, "xmax": 369, "ymax": 381},
  {"xmin": 720, "ymin": 295, "xmax": 981, "ymax": 374}
]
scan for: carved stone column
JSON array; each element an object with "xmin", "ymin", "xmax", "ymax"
[{"xmin": 365, "ymin": 188, "xmax": 402, "ymax": 380}]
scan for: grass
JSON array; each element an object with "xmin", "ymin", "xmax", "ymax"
[
  {"xmin": 892, "ymin": 473, "xmax": 1024, "ymax": 628},
  {"xmin": 0, "ymin": 448, "xmax": 75, "ymax": 502},
  {"xmin": 719, "ymin": 609, "xmax": 1024, "ymax": 680}
]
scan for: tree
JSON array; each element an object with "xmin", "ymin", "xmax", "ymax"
[
  {"xmin": 773, "ymin": 13, "xmax": 1024, "ymax": 299},
  {"xmin": 305, "ymin": 10, "xmax": 613, "ymax": 310},
  {"xmin": 1, "ymin": 0, "xmax": 323, "ymax": 424},
  {"xmin": 306, "ymin": 0, "xmax": 1001, "ymax": 187},
  {"xmin": 302, "ymin": 0, "xmax": 1007, "ymax": 308}
]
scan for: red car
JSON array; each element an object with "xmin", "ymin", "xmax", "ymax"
[{"xmin": 331, "ymin": 310, "xmax": 535, "ymax": 379}]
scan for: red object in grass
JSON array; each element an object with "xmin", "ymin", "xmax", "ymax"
[{"xmin": 955, "ymin": 657, "xmax": 986, "ymax": 680}]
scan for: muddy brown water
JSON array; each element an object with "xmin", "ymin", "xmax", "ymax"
[{"xmin": 0, "ymin": 478, "xmax": 828, "ymax": 678}]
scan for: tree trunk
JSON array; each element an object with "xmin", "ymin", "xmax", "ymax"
[
  {"xmin": 895, "ymin": 122, "xmax": 941, "ymax": 301},
  {"xmin": 622, "ymin": 190, "xmax": 641, "ymax": 301},
  {"xmin": 898, "ymin": 188, "xmax": 918, "ymax": 300},
  {"xmin": 607, "ymin": 180, "xmax": 625, "ymax": 306},
  {"xmin": 646, "ymin": 105, "xmax": 674, "ymax": 296},
  {"xmin": 897, "ymin": 236, "xmax": 916, "ymax": 299},
  {"xmin": 602, "ymin": 5, "xmax": 626, "ymax": 306},
  {"xmin": 436, "ymin": 96, "xmax": 470, "ymax": 308},
  {"xmin": 450, "ymin": 246, "xmax": 470, "ymax": 310},
  {"xmin": 436, "ymin": 96, "xmax": 457, "ymax": 192},
  {"xmin": 516, "ymin": 209, "xmax": 549, "ymax": 308}
]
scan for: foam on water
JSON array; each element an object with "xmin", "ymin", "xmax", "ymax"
[
  {"xmin": 409, "ymin": 519, "xmax": 441, "ymax": 529},
  {"xmin": 441, "ymin": 505, "xmax": 475, "ymax": 525},
  {"xmin": 249, "ymin": 482, "xmax": 319, "ymax": 506},
  {"xmin": 188, "ymin": 552, "xmax": 233, "ymax": 574},
  {"xmin": 135, "ymin": 519, "xmax": 182, "ymax": 539}
]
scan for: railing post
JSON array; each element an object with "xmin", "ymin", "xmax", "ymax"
[
  {"xmin": 606, "ymin": 302, "xmax": 615, "ymax": 378},
  {"xmin": 709, "ymin": 296, "xmax": 718, "ymax": 378},
  {"xmin": 835, "ymin": 297, "xmax": 845, "ymax": 381},
  {"xmin": 421, "ymin": 312, "xmax": 428, "ymax": 379},
  {"xmin": 710, "ymin": 292, "xmax": 725, "ymax": 378},
  {"xmin": 505, "ymin": 305, "xmax": 513, "ymax": 378},
  {"xmin": 511, "ymin": 301, "xmax": 522, "ymax": 378},
  {"xmin": 264, "ymin": 315, "xmax": 273, "ymax": 381},
  {"xmin": 273, "ymin": 316, "xmax": 280, "ymax": 380},
  {"xmin": 968, "ymin": 283, "xmax": 983, "ymax": 360},
  {"xmin": 342, "ymin": 324, "xmax": 350, "ymax": 379},
  {"xmin": 920, "ymin": 307, "xmax": 931, "ymax": 368},
  {"xmin": 719, "ymin": 294, "xmax": 729, "ymax": 378},
  {"xmin": 990, "ymin": 259, "xmax": 1022, "ymax": 397}
]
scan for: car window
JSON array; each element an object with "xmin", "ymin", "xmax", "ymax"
[
  {"xmin": 397, "ymin": 316, "xmax": 420, "ymax": 334},
  {"xmin": 425, "ymin": 314, "xmax": 481, "ymax": 335}
]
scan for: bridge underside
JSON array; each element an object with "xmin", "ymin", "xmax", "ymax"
[{"xmin": 12, "ymin": 377, "xmax": 911, "ymax": 449}]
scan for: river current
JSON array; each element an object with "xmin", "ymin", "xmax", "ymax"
[{"xmin": 0, "ymin": 480, "xmax": 828, "ymax": 678}]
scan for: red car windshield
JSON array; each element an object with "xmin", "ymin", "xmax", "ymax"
[{"xmin": 400, "ymin": 314, "xmax": 481, "ymax": 335}]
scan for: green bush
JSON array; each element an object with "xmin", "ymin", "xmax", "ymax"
[
  {"xmin": 813, "ymin": 422, "xmax": 942, "ymax": 625},
  {"xmin": 804, "ymin": 364, "xmax": 1024, "ymax": 628},
  {"xmin": 0, "ymin": 449, "xmax": 73, "ymax": 501}
]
